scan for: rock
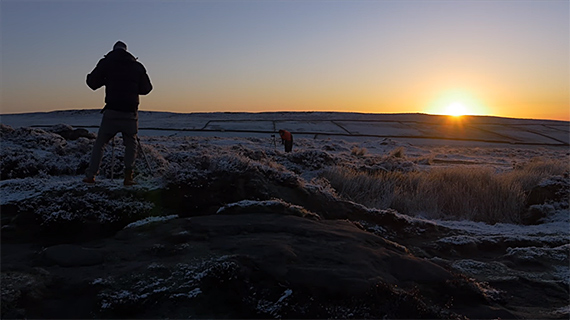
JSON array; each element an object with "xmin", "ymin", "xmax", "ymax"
[
  {"xmin": 521, "ymin": 204, "xmax": 555, "ymax": 225},
  {"xmin": 287, "ymin": 150, "xmax": 336, "ymax": 169},
  {"xmin": 42, "ymin": 244, "xmax": 104, "ymax": 267},
  {"xmin": 86, "ymin": 213, "xmax": 510, "ymax": 319},
  {"xmin": 216, "ymin": 199, "xmax": 321, "ymax": 220},
  {"xmin": 526, "ymin": 176, "xmax": 569, "ymax": 206},
  {"xmin": 1, "ymin": 268, "xmax": 53, "ymax": 319},
  {"xmin": 48, "ymin": 124, "xmax": 95, "ymax": 140},
  {"xmin": 0, "ymin": 123, "xmax": 15, "ymax": 136}
]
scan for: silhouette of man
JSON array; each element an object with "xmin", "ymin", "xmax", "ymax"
[
  {"xmin": 83, "ymin": 41, "xmax": 153, "ymax": 185},
  {"xmin": 279, "ymin": 129, "xmax": 293, "ymax": 152}
]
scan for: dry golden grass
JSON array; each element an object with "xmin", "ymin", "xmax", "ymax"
[
  {"xmin": 321, "ymin": 158, "xmax": 568, "ymax": 224},
  {"xmin": 389, "ymin": 147, "xmax": 406, "ymax": 158},
  {"xmin": 507, "ymin": 158, "xmax": 569, "ymax": 192},
  {"xmin": 322, "ymin": 166, "xmax": 402, "ymax": 209},
  {"xmin": 350, "ymin": 146, "xmax": 368, "ymax": 157}
]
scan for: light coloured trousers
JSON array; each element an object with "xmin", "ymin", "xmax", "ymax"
[{"xmin": 85, "ymin": 109, "xmax": 138, "ymax": 178}]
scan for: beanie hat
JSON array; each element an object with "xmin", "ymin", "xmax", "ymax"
[{"xmin": 113, "ymin": 41, "xmax": 127, "ymax": 51}]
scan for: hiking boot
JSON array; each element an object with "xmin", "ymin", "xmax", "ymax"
[
  {"xmin": 123, "ymin": 169, "xmax": 136, "ymax": 186},
  {"xmin": 83, "ymin": 176, "xmax": 95, "ymax": 184}
]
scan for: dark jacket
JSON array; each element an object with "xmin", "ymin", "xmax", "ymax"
[
  {"xmin": 87, "ymin": 49, "xmax": 153, "ymax": 112},
  {"xmin": 279, "ymin": 129, "xmax": 292, "ymax": 142}
]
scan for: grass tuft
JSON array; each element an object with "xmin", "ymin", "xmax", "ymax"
[
  {"xmin": 351, "ymin": 146, "xmax": 368, "ymax": 157},
  {"xmin": 389, "ymin": 147, "xmax": 406, "ymax": 159},
  {"xmin": 320, "ymin": 158, "xmax": 568, "ymax": 224}
]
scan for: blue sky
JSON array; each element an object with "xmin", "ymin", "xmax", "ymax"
[{"xmin": 1, "ymin": 0, "xmax": 568, "ymax": 120}]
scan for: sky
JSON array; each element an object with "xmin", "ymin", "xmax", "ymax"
[{"xmin": 1, "ymin": 0, "xmax": 568, "ymax": 121}]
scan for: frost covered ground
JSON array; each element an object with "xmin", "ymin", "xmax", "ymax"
[{"xmin": 1, "ymin": 110, "xmax": 569, "ymax": 319}]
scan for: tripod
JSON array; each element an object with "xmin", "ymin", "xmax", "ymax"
[
  {"xmin": 137, "ymin": 136, "xmax": 153, "ymax": 176},
  {"xmin": 110, "ymin": 136, "xmax": 116, "ymax": 179}
]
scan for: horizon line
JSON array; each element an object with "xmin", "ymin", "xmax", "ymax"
[{"xmin": 1, "ymin": 108, "xmax": 568, "ymax": 123}]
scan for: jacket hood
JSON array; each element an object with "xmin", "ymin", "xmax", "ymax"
[{"xmin": 104, "ymin": 49, "xmax": 137, "ymax": 62}]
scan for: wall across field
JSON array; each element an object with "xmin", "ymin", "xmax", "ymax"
[{"xmin": 1, "ymin": 110, "xmax": 568, "ymax": 146}]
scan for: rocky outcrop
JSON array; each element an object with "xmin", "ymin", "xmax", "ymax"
[
  {"xmin": 3, "ymin": 211, "xmax": 518, "ymax": 319},
  {"xmin": 47, "ymin": 124, "xmax": 96, "ymax": 141},
  {"xmin": 523, "ymin": 176, "xmax": 569, "ymax": 225},
  {"xmin": 526, "ymin": 176, "xmax": 569, "ymax": 206},
  {"xmin": 1, "ymin": 124, "xmax": 568, "ymax": 319}
]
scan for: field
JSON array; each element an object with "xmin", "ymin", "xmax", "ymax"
[{"xmin": 1, "ymin": 110, "xmax": 569, "ymax": 319}]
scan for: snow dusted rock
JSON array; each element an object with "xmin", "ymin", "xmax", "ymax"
[
  {"xmin": 35, "ymin": 214, "xmax": 512, "ymax": 319},
  {"xmin": 1, "ymin": 183, "xmax": 156, "ymax": 242},
  {"xmin": 522, "ymin": 175, "xmax": 569, "ymax": 225},
  {"xmin": 2, "ymin": 202, "xmax": 517, "ymax": 319},
  {"xmin": 0, "ymin": 126, "xmax": 89, "ymax": 179},
  {"xmin": 217, "ymin": 199, "xmax": 321, "ymax": 220},
  {"xmin": 526, "ymin": 175, "xmax": 570, "ymax": 206},
  {"xmin": 287, "ymin": 149, "xmax": 336, "ymax": 170},
  {"xmin": 9, "ymin": 127, "xmax": 67, "ymax": 149},
  {"xmin": 0, "ymin": 123, "xmax": 15, "ymax": 136},
  {"xmin": 522, "ymin": 203, "xmax": 556, "ymax": 225},
  {"xmin": 47, "ymin": 124, "xmax": 95, "ymax": 140}
]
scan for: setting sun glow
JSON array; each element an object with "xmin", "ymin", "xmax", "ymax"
[
  {"xmin": 445, "ymin": 102, "xmax": 468, "ymax": 117},
  {"xmin": 423, "ymin": 90, "xmax": 493, "ymax": 118}
]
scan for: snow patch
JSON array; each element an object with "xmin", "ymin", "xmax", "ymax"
[
  {"xmin": 217, "ymin": 199, "xmax": 305, "ymax": 214},
  {"xmin": 505, "ymin": 244, "xmax": 569, "ymax": 262},
  {"xmin": 256, "ymin": 288, "xmax": 293, "ymax": 318},
  {"xmin": 124, "ymin": 215, "xmax": 178, "ymax": 229}
]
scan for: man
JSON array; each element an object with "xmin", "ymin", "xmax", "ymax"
[
  {"xmin": 83, "ymin": 41, "xmax": 153, "ymax": 185},
  {"xmin": 278, "ymin": 129, "xmax": 293, "ymax": 153}
]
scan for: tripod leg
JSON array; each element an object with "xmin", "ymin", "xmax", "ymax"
[
  {"xmin": 110, "ymin": 136, "xmax": 115, "ymax": 180},
  {"xmin": 137, "ymin": 136, "xmax": 153, "ymax": 176}
]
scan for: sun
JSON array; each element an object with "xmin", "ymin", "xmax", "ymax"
[
  {"xmin": 424, "ymin": 90, "xmax": 491, "ymax": 117},
  {"xmin": 444, "ymin": 102, "xmax": 468, "ymax": 117}
]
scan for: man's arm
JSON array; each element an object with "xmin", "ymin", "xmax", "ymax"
[
  {"xmin": 139, "ymin": 72, "xmax": 153, "ymax": 95},
  {"xmin": 136, "ymin": 62, "xmax": 153, "ymax": 95},
  {"xmin": 86, "ymin": 60, "xmax": 106, "ymax": 90}
]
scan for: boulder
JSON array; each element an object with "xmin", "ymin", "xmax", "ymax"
[
  {"xmin": 526, "ymin": 176, "xmax": 569, "ymax": 206},
  {"xmin": 42, "ymin": 244, "xmax": 104, "ymax": 267}
]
